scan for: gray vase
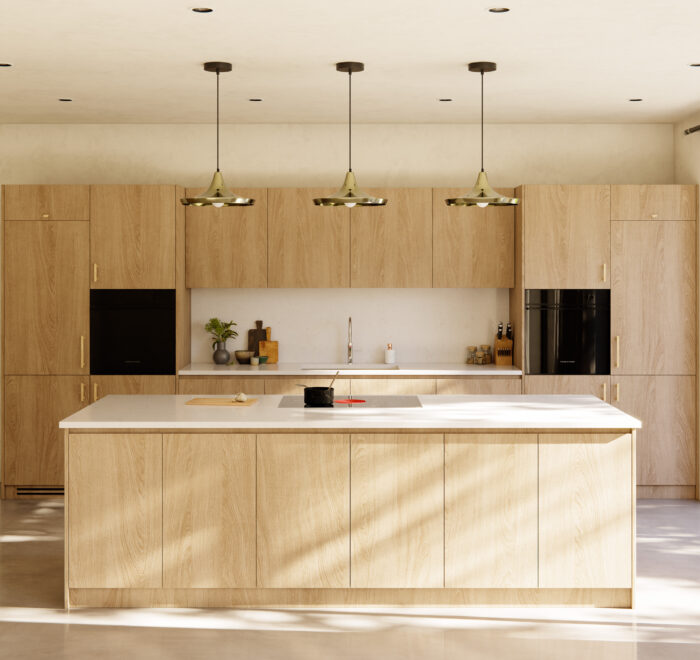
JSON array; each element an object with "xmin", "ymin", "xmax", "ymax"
[{"xmin": 212, "ymin": 341, "xmax": 230, "ymax": 365}]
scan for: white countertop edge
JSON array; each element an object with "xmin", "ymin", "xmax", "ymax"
[{"xmin": 178, "ymin": 362, "xmax": 524, "ymax": 377}]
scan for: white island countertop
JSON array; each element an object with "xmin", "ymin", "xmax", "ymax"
[
  {"xmin": 60, "ymin": 394, "xmax": 641, "ymax": 431},
  {"xmin": 178, "ymin": 362, "xmax": 523, "ymax": 376}
]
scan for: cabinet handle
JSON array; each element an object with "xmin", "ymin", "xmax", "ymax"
[
  {"xmin": 651, "ymin": 213, "xmax": 659, "ymax": 219},
  {"xmin": 602, "ymin": 263, "xmax": 607, "ymax": 282},
  {"xmin": 41, "ymin": 212, "xmax": 49, "ymax": 219},
  {"xmin": 615, "ymin": 336, "xmax": 620, "ymax": 368},
  {"xmin": 80, "ymin": 335, "xmax": 86, "ymax": 368},
  {"xmin": 602, "ymin": 382, "xmax": 607, "ymax": 402},
  {"xmin": 80, "ymin": 382, "xmax": 86, "ymax": 403},
  {"xmin": 93, "ymin": 263, "xmax": 98, "ymax": 282},
  {"xmin": 614, "ymin": 383, "xmax": 620, "ymax": 402},
  {"xmin": 93, "ymin": 383, "xmax": 99, "ymax": 402}
]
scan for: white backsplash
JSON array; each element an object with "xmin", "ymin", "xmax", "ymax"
[{"xmin": 191, "ymin": 288, "xmax": 510, "ymax": 364}]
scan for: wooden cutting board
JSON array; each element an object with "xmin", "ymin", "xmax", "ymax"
[
  {"xmin": 247, "ymin": 320, "xmax": 268, "ymax": 356},
  {"xmin": 259, "ymin": 340, "xmax": 279, "ymax": 364},
  {"xmin": 186, "ymin": 398, "xmax": 258, "ymax": 407}
]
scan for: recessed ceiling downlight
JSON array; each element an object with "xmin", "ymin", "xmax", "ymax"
[
  {"xmin": 0, "ymin": 63, "xmax": 12, "ymax": 67},
  {"xmin": 192, "ymin": 7, "xmax": 213, "ymax": 12},
  {"xmin": 59, "ymin": 98, "xmax": 72, "ymax": 102},
  {"xmin": 488, "ymin": 7, "xmax": 510, "ymax": 12},
  {"xmin": 629, "ymin": 98, "xmax": 643, "ymax": 102},
  {"xmin": 439, "ymin": 98, "xmax": 453, "ymax": 102},
  {"xmin": 249, "ymin": 98, "xmax": 263, "ymax": 102},
  {"xmin": 691, "ymin": 64, "xmax": 700, "ymax": 67}
]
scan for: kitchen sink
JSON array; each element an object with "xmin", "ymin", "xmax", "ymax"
[{"xmin": 301, "ymin": 364, "xmax": 400, "ymax": 371}]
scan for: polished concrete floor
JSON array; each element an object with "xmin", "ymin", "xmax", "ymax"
[{"xmin": 0, "ymin": 498, "xmax": 698, "ymax": 659}]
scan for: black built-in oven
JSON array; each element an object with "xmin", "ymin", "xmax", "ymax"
[
  {"xmin": 525, "ymin": 289, "xmax": 610, "ymax": 375},
  {"xmin": 90, "ymin": 289, "xmax": 175, "ymax": 375}
]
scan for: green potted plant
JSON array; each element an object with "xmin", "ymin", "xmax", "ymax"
[{"xmin": 205, "ymin": 318, "xmax": 238, "ymax": 364}]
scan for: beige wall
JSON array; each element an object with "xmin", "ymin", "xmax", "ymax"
[
  {"xmin": 675, "ymin": 111, "xmax": 700, "ymax": 184},
  {"xmin": 0, "ymin": 122, "xmax": 674, "ymax": 187}
]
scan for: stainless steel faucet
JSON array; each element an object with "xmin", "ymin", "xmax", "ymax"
[{"xmin": 347, "ymin": 316, "xmax": 353, "ymax": 364}]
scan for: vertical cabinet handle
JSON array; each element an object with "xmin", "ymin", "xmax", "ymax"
[
  {"xmin": 80, "ymin": 335, "xmax": 86, "ymax": 369},
  {"xmin": 80, "ymin": 382, "xmax": 86, "ymax": 403},
  {"xmin": 651, "ymin": 213, "xmax": 659, "ymax": 219},
  {"xmin": 93, "ymin": 383, "xmax": 99, "ymax": 402},
  {"xmin": 614, "ymin": 383, "xmax": 620, "ymax": 402},
  {"xmin": 602, "ymin": 263, "xmax": 607, "ymax": 282},
  {"xmin": 93, "ymin": 263, "xmax": 98, "ymax": 282},
  {"xmin": 615, "ymin": 336, "xmax": 620, "ymax": 368},
  {"xmin": 602, "ymin": 382, "xmax": 607, "ymax": 402}
]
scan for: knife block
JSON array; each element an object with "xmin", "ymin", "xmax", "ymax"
[{"xmin": 493, "ymin": 336, "xmax": 513, "ymax": 366}]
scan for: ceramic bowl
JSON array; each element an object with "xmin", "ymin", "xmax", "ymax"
[{"xmin": 234, "ymin": 350, "xmax": 255, "ymax": 364}]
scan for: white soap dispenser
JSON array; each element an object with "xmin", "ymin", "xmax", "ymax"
[{"xmin": 384, "ymin": 343, "xmax": 396, "ymax": 364}]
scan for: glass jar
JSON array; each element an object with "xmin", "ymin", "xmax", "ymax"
[
  {"xmin": 466, "ymin": 345, "xmax": 477, "ymax": 364},
  {"xmin": 480, "ymin": 344, "xmax": 492, "ymax": 364}
]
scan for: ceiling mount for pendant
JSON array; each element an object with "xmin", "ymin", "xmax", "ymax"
[
  {"xmin": 313, "ymin": 61, "xmax": 387, "ymax": 207},
  {"xmin": 445, "ymin": 61, "xmax": 518, "ymax": 208},
  {"xmin": 181, "ymin": 61, "xmax": 254, "ymax": 207}
]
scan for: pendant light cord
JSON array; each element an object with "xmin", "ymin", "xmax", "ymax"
[
  {"xmin": 216, "ymin": 70, "xmax": 220, "ymax": 172},
  {"xmin": 480, "ymin": 71, "xmax": 484, "ymax": 172},
  {"xmin": 348, "ymin": 71, "xmax": 353, "ymax": 172}
]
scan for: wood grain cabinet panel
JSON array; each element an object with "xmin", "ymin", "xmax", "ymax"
[
  {"xmin": 351, "ymin": 378, "xmax": 436, "ymax": 395},
  {"xmin": 539, "ymin": 433, "xmax": 633, "ymax": 588},
  {"xmin": 268, "ymin": 188, "xmax": 350, "ymax": 287},
  {"xmin": 4, "ymin": 375, "xmax": 89, "ymax": 486},
  {"xmin": 67, "ymin": 433, "xmax": 162, "ymax": 588},
  {"xmin": 91, "ymin": 375, "xmax": 176, "ymax": 402},
  {"xmin": 436, "ymin": 378, "xmax": 522, "ymax": 395},
  {"xmin": 3, "ymin": 184, "xmax": 90, "ymax": 220},
  {"xmin": 523, "ymin": 375, "xmax": 610, "ymax": 402},
  {"xmin": 351, "ymin": 434, "xmax": 444, "ymax": 588},
  {"xmin": 90, "ymin": 185, "xmax": 176, "ymax": 288},
  {"xmin": 445, "ymin": 434, "xmax": 537, "ymax": 588},
  {"xmin": 163, "ymin": 434, "xmax": 256, "ymax": 587},
  {"xmin": 433, "ymin": 188, "xmax": 515, "ymax": 287},
  {"xmin": 4, "ymin": 221, "xmax": 89, "ymax": 375},
  {"xmin": 611, "ymin": 185, "xmax": 697, "ymax": 221},
  {"xmin": 611, "ymin": 221, "xmax": 696, "ymax": 375},
  {"xmin": 612, "ymin": 376, "xmax": 695, "ymax": 486},
  {"xmin": 185, "ymin": 189, "xmax": 267, "ymax": 287},
  {"xmin": 522, "ymin": 185, "xmax": 610, "ymax": 289},
  {"xmin": 264, "ymin": 377, "xmax": 350, "ymax": 395},
  {"xmin": 177, "ymin": 376, "xmax": 266, "ymax": 395},
  {"xmin": 350, "ymin": 188, "xmax": 432, "ymax": 287},
  {"xmin": 257, "ymin": 434, "xmax": 350, "ymax": 587}
]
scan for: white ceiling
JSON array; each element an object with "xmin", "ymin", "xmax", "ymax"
[{"xmin": 0, "ymin": 0, "xmax": 698, "ymax": 124}]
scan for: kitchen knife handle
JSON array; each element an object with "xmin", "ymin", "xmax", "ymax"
[
  {"xmin": 615, "ymin": 336, "xmax": 620, "ymax": 368},
  {"xmin": 80, "ymin": 382, "xmax": 86, "ymax": 403},
  {"xmin": 602, "ymin": 382, "xmax": 607, "ymax": 402},
  {"xmin": 614, "ymin": 383, "xmax": 620, "ymax": 402},
  {"xmin": 80, "ymin": 335, "xmax": 86, "ymax": 369},
  {"xmin": 93, "ymin": 263, "xmax": 98, "ymax": 282},
  {"xmin": 93, "ymin": 383, "xmax": 99, "ymax": 402}
]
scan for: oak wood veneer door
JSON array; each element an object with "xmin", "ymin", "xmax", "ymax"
[
  {"xmin": 90, "ymin": 185, "xmax": 176, "ymax": 288},
  {"xmin": 91, "ymin": 375, "xmax": 177, "ymax": 402},
  {"xmin": 522, "ymin": 185, "xmax": 610, "ymax": 289},
  {"xmin": 3, "ymin": 184, "xmax": 90, "ymax": 221},
  {"xmin": 268, "ymin": 188, "xmax": 350, "ymax": 287},
  {"xmin": 611, "ymin": 221, "xmax": 696, "ymax": 375},
  {"xmin": 185, "ymin": 188, "xmax": 267, "ymax": 287},
  {"xmin": 539, "ymin": 433, "xmax": 633, "ymax": 588},
  {"xmin": 445, "ymin": 434, "xmax": 537, "ymax": 587},
  {"xmin": 257, "ymin": 434, "xmax": 350, "ymax": 587},
  {"xmin": 523, "ymin": 375, "xmax": 610, "ymax": 402},
  {"xmin": 4, "ymin": 221, "xmax": 89, "ymax": 375},
  {"xmin": 163, "ymin": 434, "xmax": 256, "ymax": 587},
  {"xmin": 351, "ymin": 434, "xmax": 444, "ymax": 588},
  {"xmin": 611, "ymin": 185, "xmax": 697, "ymax": 221},
  {"xmin": 350, "ymin": 378, "xmax": 436, "ymax": 395},
  {"xmin": 177, "ymin": 376, "xmax": 266, "ymax": 395},
  {"xmin": 264, "ymin": 377, "xmax": 351, "ymax": 396},
  {"xmin": 4, "ymin": 375, "xmax": 89, "ymax": 486},
  {"xmin": 68, "ymin": 433, "xmax": 162, "ymax": 588},
  {"xmin": 350, "ymin": 188, "xmax": 432, "ymax": 287},
  {"xmin": 436, "ymin": 377, "xmax": 522, "ymax": 395},
  {"xmin": 433, "ymin": 188, "xmax": 515, "ymax": 287}
]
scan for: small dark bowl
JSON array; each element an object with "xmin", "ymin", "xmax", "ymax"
[{"xmin": 304, "ymin": 386, "xmax": 334, "ymax": 407}]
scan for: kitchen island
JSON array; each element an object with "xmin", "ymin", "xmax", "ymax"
[{"xmin": 60, "ymin": 394, "xmax": 641, "ymax": 609}]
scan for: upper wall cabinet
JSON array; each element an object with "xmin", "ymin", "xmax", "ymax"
[
  {"xmin": 611, "ymin": 185, "xmax": 697, "ymax": 221},
  {"xmin": 90, "ymin": 185, "xmax": 176, "ymax": 289},
  {"xmin": 268, "ymin": 188, "xmax": 350, "ymax": 288},
  {"xmin": 185, "ymin": 189, "xmax": 268, "ymax": 288},
  {"xmin": 521, "ymin": 185, "xmax": 610, "ymax": 289},
  {"xmin": 350, "ymin": 188, "xmax": 432, "ymax": 287},
  {"xmin": 433, "ymin": 188, "xmax": 515, "ymax": 288},
  {"xmin": 3, "ymin": 185, "xmax": 90, "ymax": 221}
]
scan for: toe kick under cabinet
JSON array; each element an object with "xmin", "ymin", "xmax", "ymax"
[{"xmin": 64, "ymin": 430, "xmax": 634, "ymax": 608}]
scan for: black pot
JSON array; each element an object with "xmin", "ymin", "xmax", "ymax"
[{"xmin": 304, "ymin": 386, "xmax": 334, "ymax": 407}]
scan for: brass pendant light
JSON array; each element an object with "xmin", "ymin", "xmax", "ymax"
[
  {"xmin": 313, "ymin": 62, "xmax": 386, "ymax": 207},
  {"xmin": 445, "ymin": 62, "xmax": 518, "ymax": 207},
  {"xmin": 181, "ymin": 62, "xmax": 254, "ymax": 207}
]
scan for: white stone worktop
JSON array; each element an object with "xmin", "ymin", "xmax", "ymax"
[
  {"xmin": 60, "ymin": 394, "xmax": 641, "ymax": 431},
  {"xmin": 179, "ymin": 362, "xmax": 523, "ymax": 376}
]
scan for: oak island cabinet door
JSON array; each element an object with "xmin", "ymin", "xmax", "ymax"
[
  {"xmin": 539, "ymin": 433, "xmax": 633, "ymax": 589},
  {"xmin": 267, "ymin": 188, "xmax": 350, "ymax": 287},
  {"xmin": 4, "ymin": 375, "xmax": 89, "ymax": 486},
  {"xmin": 67, "ymin": 433, "xmax": 163, "ymax": 588},
  {"xmin": 350, "ymin": 188, "xmax": 432, "ymax": 287},
  {"xmin": 163, "ymin": 434, "xmax": 256, "ymax": 588},
  {"xmin": 257, "ymin": 434, "xmax": 350, "ymax": 587},
  {"xmin": 3, "ymin": 184, "xmax": 90, "ymax": 221},
  {"xmin": 185, "ymin": 188, "xmax": 268, "ymax": 287},
  {"xmin": 350, "ymin": 434, "xmax": 444, "ymax": 588},
  {"xmin": 445, "ymin": 434, "xmax": 538, "ymax": 588},
  {"xmin": 433, "ymin": 188, "xmax": 515, "ymax": 288},
  {"xmin": 4, "ymin": 221, "xmax": 89, "ymax": 375},
  {"xmin": 522, "ymin": 185, "xmax": 610, "ymax": 289},
  {"xmin": 90, "ymin": 185, "xmax": 176, "ymax": 288}
]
